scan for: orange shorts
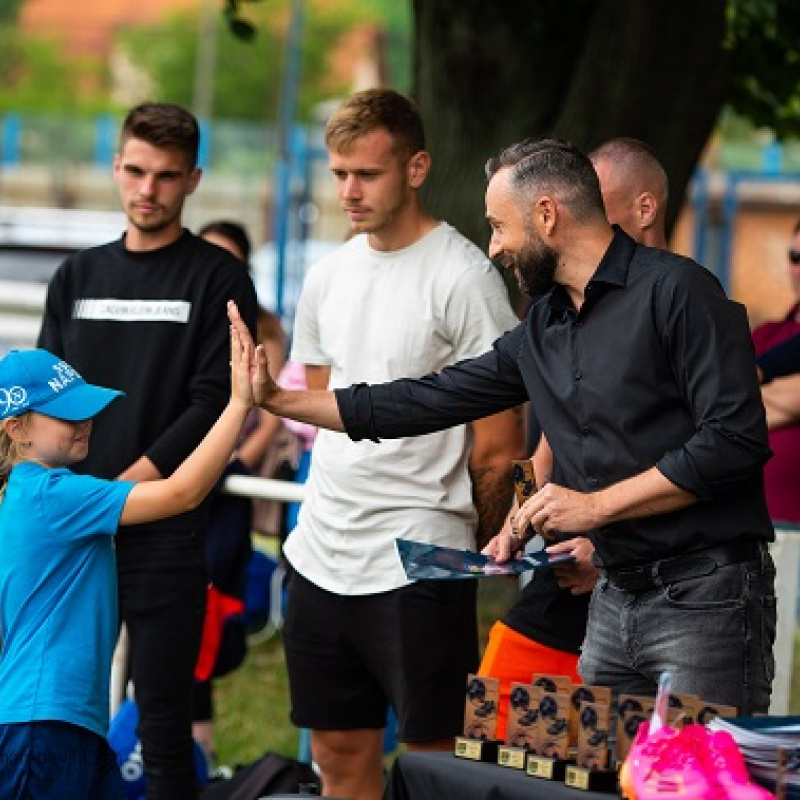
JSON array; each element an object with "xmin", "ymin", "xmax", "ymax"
[{"xmin": 478, "ymin": 620, "xmax": 581, "ymax": 741}]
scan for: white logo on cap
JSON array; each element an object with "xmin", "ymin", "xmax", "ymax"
[
  {"xmin": 48, "ymin": 361, "xmax": 80, "ymax": 393},
  {"xmin": 0, "ymin": 386, "xmax": 27, "ymax": 416}
]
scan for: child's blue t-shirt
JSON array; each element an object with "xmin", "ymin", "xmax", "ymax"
[{"xmin": 0, "ymin": 461, "xmax": 134, "ymax": 737}]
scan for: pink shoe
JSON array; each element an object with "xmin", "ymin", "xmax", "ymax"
[
  {"xmin": 619, "ymin": 721, "xmax": 719, "ymax": 800},
  {"xmin": 683, "ymin": 726, "xmax": 775, "ymax": 800}
]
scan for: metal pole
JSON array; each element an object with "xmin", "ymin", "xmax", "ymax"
[
  {"xmin": 272, "ymin": 0, "xmax": 306, "ymax": 322},
  {"xmin": 193, "ymin": 0, "xmax": 219, "ymax": 122},
  {"xmin": 222, "ymin": 474, "xmax": 306, "ymax": 503}
]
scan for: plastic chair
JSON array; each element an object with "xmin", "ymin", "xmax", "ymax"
[{"xmin": 245, "ymin": 549, "xmax": 287, "ymax": 646}]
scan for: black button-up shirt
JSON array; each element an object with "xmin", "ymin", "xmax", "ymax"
[{"xmin": 337, "ymin": 228, "xmax": 773, "ymax": 567}]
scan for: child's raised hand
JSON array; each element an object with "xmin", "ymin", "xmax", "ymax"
[
  {"xmin": 227, "ymin": 301, "xmax": 280, "ymax": 410},
  {"xmin": 230, "ymin": 314, "xmax": 255, "ymax": 409}
]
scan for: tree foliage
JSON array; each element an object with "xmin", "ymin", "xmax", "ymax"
[
  {"xmin": 5, "ymin": 0, "xmax": 799, "ymax": 231},
  {"xmin": 0, "ymin": 0, "xmax": 23, "ymax": 25},
  {"xmin": 412, "ymin": 0, "xmax": 800, "ymax": 248},
  {"xmin": 0, "ymin": 28, "xmax": 105, "ymax": 113},
  {"xmin": 116, "ymin": 0, "xmax": 399, "ymax": 122},
  {"xmin": 726, "ymin": 0, "xmax": 800, "ymax": 138}
]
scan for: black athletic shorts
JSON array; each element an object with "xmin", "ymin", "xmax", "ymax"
[{"xmin": 283, "ymin": 568, "xmax": 479, "ymax": 743}]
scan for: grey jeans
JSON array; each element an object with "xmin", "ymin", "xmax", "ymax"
[{"xmin": 579, "ymin": 543, "xmax": 776, "ymax": 716}]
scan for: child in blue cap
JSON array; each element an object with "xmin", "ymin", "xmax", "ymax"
[{"xmin": 0, "ymin": 305, "xmax": 259, "ymax": 800}]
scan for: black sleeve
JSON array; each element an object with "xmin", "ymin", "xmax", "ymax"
[
  {"xmin": 335, "ymin": 327, "xmax": 529, "ymax": 442},
  {"xmin": 654, "ymin": 269, "xmax": 771, "ymax": 500},
  {"xmin": 757, "ymin": 331, "xmax": 800, "ymax": 383}
]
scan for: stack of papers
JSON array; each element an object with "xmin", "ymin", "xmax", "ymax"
[
  {"xmin": 707, "ymin": 716, "xmax": 800, "ymax": 798},
  {"xmin": 395, "ymin": 539, "xmax": 574, "ymax": 581}
]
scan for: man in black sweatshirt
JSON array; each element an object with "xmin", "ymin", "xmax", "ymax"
[{"xmin": 38, "ymin": 102, "xmax": 258, "ymax": 800}]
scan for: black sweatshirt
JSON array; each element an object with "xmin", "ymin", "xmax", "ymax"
[{"xmin": 38, "ymin": 230, "xmax": 258, "ymax": 546}]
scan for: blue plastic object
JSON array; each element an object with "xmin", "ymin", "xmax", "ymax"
[{"xmin": 108, "ymin": 699, "xmax": 208, "ymax": 798}]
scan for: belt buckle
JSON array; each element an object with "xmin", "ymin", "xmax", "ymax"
[{"xmin": 609, "ymin": 565, "xmax": 651, "ymax": 593}]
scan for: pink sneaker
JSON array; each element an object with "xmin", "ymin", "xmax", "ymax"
[
  {"xmin": 619, "ymin": 721, "xmax": 718, "ymax": 800},
  {"xmin": 682, "ymin": 726, "xmax": 774, "ymax": 800}
]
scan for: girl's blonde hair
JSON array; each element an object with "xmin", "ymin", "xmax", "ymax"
[{"xmin": 0, "ymin": 414, "xmax": 28, "ymax": 497}]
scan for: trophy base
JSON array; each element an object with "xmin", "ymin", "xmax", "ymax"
[
  {"xmin": 525, "ymin": 755, "xmax": 573, "ymax": 781},
  {"xmin": 454, "ymin": 737, "xmax": 500, "ymax": 762},
  {"xmin": 564, "ymin": 765, "xmax": 619, "ymax": 792},
  {"xmin": 496, "ymin": 744, "xmax": 528, "ymax": 769}
]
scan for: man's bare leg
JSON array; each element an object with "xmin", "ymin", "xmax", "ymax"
[{"xmin": 312, "ymin": 728, "xmax": 384, "ymax": 800}]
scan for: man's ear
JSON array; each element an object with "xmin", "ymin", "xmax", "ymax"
[
  {"xmin": 407, "ymin": 151, "xmax": 430, "ymax": 189},
  {"xmin": 637, "ymin": 192, "xmax": 658, "ymax": 230},
  {"xmin": 534, "ymin": 195, "xmax": 558, "ymax": 237},
  {"xmin": 186, "ymin": 167, "xmax": 203, "ymax": 196}
]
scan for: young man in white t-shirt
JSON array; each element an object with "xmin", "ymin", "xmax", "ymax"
[{"xmin": 283, "ymin": 89, "xmax": 523, "ymax": 800}]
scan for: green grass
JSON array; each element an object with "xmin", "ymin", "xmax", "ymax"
[{"xmin": 212, "ymin": 576, "xmax": 520, "ymax": 766}]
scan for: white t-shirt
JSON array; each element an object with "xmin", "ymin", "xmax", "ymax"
[{"xmin": 286, "ymin": 222, "xmax": 519, "ymax": 594}]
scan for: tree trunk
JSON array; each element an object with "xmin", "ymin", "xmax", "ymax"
[{"xmin": 413, "ymin": 0, "xmax": 731, "ymax": 249}]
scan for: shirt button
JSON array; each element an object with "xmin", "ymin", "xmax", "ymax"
[
  {"xmin": 587, "ymin": 477, "xmax": 599, "ymax": 488},
  {"xmin": 574, "ymin": 370, "xmax": 582, "ymax": 380},
  {"xmin": 581, "ymin": 426, "xmax": 590, "ymax": 436}
]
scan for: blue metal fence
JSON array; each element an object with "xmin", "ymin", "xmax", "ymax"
[{"xmin": 0, "ymin": 112, "xmax": 282, "ymax": 173}]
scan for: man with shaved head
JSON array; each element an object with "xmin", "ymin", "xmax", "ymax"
[{"xmin": 589, "ymin": 137, "xmax": 668, "ymax": 249}]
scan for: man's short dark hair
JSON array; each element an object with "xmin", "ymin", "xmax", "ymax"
[
  {"xmin": 324, "ymin": 88, "xmax": 426, "ymax": 162},
  {"xmin": 486, "ymin": 137, "xmax": 604, "ymax": 222},
  {"xmin": 120, "ymin": 102, "xmax": 200, "ymax": 169}
]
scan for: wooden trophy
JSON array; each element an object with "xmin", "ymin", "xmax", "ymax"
[
  {"xmin": 565, "ymin": 700, "xmax": 619, "ymax": 792},
  {"xmin": 454, "ymin": 674, "xmax": 501, "ymax": 762},
  {"xmin": 568, "ymin": 685, "xmax": 612, "ymax": 756},
  {"xmin": 667, "ymin": 693, "xmax": 699, "ymax": 728},
  {"xmin": 615, "ymin": 694, "xmax": 655, "ymax": 765},
  {"xmin": 498, "ymin": 683, "xmax": 540, "ymax": 769},
  {"xmin": 532, "ymin": 672, "xmax": 572, "ymax": 696},
  {"xmin": 695, "ymin": 700, "xmax": 738, "ymax": 726},
  {"xmin": 526, "ymin": 687, "xmax": 572, "ymax": 781},
  {"xmin": 511, "ymin": 459, "xmax": 536, "ymax": 506}
]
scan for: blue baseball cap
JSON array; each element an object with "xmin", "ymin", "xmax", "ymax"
[{"xmin": 0, "ymin": 349, "xmax": 123, "ymax": 422}]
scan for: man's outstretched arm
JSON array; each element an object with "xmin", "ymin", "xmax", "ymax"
[{"xmin": 228, "ymin": 301, "xmax": 345, "ymax": 431}]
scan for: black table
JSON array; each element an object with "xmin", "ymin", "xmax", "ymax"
[{"xmin": 385, "ymin": 751, "xmax": 618, "ymax": 800}]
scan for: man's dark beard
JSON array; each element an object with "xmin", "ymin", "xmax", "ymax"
[{"xmin": 513, "ymin": 238, "xmax": 559, "ymax": 297}]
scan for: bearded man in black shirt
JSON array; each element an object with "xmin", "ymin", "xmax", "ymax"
[{"xmin": 231, "ymin": 136, "xmax": 775, "ymax": 715}]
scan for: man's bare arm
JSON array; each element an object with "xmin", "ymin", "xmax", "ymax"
[
  {"xmin": 305, "ymin": 364, "xmax": 331, "ymax": 391},
  {"xmin": 469, "ymin": 407, "xmax": 525, "ymax": 550},
  {"xmin": 762, "ymin": 374, "xmax": 800, "ymax": 430},
  {"xmin": 514, "ymin": 466, "xmax": 697, "ymax": 540}
]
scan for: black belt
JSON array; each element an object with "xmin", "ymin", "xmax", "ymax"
[{"xmin": 604, "ymin": 538, "xmax": 762, "ymax": 594}]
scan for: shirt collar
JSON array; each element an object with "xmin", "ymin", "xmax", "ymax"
[{"xmin": 546, "ymin": 225, "xmax": 637, "ymax": 319}]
